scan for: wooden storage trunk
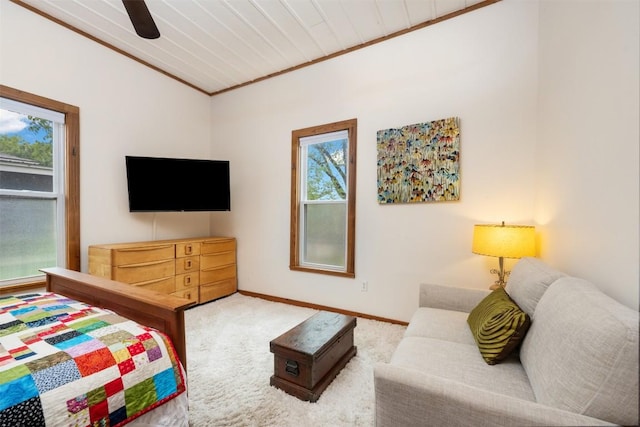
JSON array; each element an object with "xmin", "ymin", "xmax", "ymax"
[{"xmin": 269, "ymin": 311, "xmax": 357, "ymax": 402}]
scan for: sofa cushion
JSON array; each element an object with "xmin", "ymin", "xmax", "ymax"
[
  {"xmin": 467, "ymin": 288, "xmax": 531, "ymax": 364},
  {"xmin": 419, "ymin": 283, "xmax": 490, "ymax": 312},
  {"xmin": 520, "ymin": 277, "xmax": 639, "ymax": 426},
  {"xmin": 404, "ymin": 307, "xmax": 476, "ymax": 345},
  {"xmin": 390, "ymin": 336, "xmax": 536, "ymax": 401},
  {"xmin": 505, "ymin": 257, "xmax": 565, "ymax": 317}
]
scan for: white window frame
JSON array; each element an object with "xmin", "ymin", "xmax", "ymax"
[{"xmin": 298, "ymin": 130, "xmax": 349, "ymax": 272}]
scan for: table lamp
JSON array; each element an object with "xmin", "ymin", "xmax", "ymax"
[{"xmin": 472, "ymin": 221, "xmax": 536, "ymax": 290}]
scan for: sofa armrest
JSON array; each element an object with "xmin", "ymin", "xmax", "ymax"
[
  {"xmin": 419, "ymin": 283, "xmax": 490, "ymax": 312},
  {"xmin": 374, "ymin": 363, "xmax": 615, "ymax": 427}
]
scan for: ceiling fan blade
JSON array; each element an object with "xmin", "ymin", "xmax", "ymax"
[{"xmin": 122, "ymin": 0, "xmax": 160, "ymax": 39}]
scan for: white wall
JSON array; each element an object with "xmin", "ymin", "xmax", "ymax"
[
  {"xmin": 209, "ymin": 1, "xmax": 540, "ymax": 321},
  {"xmin": 536, "ymin": 0, "xmax": 640, "ymax": 310},
  {"xmin": 1, "ymin": 0, "xmax": 213, "ymax": 272}
]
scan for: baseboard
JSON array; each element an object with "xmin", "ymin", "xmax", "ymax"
[{"xmin": 238, "ymin": 290, "xmax": 408, "ymax": 326}]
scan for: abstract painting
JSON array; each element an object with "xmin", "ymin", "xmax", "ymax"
[{"xmin": 377, "ymin": 117, "xmax": 460, "ymax": 204}]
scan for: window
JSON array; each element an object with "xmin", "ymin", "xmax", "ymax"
[
  {"xmin": 290, "ymin": 118, "xmax": 357, "ymax": 277},
  {"xmin": 0, "ymin": 85, "xmax": 79, "ymax": 289}
]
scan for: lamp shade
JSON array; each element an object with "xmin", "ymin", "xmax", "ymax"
[{"xmin": 472, "ymin": 224, "xmax": 536, "ymax": 259}]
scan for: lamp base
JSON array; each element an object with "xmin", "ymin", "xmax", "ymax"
[{"xmin": 488, "ymin": 256, "xmax": 508, "ymax": 290}]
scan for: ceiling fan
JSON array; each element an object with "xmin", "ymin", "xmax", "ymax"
[{"xmin": 122, "ymin": 0, "xmax": 160, "ymax": 39}]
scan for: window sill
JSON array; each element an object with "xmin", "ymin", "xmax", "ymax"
[
  {"xmin": 289, "ymin": 265, "xmax": 355, "ymax": 278},
  {"xmin": 0, "ymin": 279, "xmax": 47, "ymax": 295}
]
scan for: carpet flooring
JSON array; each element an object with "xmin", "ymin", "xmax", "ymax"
[{"xmin": 185, "ymin": 293, "xmax": 406, "ymax": 426}]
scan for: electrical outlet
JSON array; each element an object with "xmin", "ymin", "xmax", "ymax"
[{"xmin": 361, "ymin": 281, "xmax": 368, "ymax": 292}]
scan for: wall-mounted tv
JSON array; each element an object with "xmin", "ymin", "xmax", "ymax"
[{"xmin": 125, "ymin": 156, "xmax": 230, "ymax": 212}]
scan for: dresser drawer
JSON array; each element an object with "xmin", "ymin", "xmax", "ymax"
[
  {"xmin": 112, "ymin": 244, "xmax": 175, "ymax": 266},
  {"xmin": 200, "ymin": 278, "xmax": 236, "ymax": 303},
  {"xmin": 200, "ymin": 251, "xmax": 235, "ymax": 269},
  {"xmin": 201, "ymin": 239, "xmax": 236, "ymax": 255},
  {"xmin": 135, "ymin": 276, "xmax": 176, "ymax": 294},
  {"xmin": 175, "ymin": 256, "xmax": 200, "ymax": 274},
  {"xmin": 175, "ymin": 272, "xmax": 199, "ymax": 291},
  {"xmin": 172, "ymin": 288, "xmax": 199, "ymax": 303},
  {"xmin": 112, "ymin": 259, "xmax": 175, "ymax": 284},
  {"xmin": 176, "ymin": 242, "xmax": 201, "ymax": 258},
  {"xmin": 201, "ymin": 265, "xmax": 236, "ymax": 284}
]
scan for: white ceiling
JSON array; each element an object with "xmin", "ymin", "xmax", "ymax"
[{"xmin": 14, "ymin": 0, "xmax": 498, "ymax": 96}]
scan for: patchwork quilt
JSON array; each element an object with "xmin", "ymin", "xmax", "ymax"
[{"xmin": 0, "ymin": 292, "xmax": 186, "ymax": 426}]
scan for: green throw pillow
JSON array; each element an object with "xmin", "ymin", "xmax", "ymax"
[{"xmin": 467, "ymin": 287, "xmax": 531, "ymax": 365}]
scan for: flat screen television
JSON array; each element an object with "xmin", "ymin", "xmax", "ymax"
[{"xmin": 125, "ymin": 156, "xmax": 230, "ymax": 212}]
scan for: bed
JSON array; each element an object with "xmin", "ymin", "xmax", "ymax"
[{"xmin": 0, "ymin": 267, "xmax": 195, "ymax": 426}]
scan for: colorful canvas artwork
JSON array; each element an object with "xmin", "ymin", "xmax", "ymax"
[{"xmin": 377, "ymin": 117, "xmax": 460, "ymax": 204}]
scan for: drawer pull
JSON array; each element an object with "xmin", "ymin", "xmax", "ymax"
[
  {"xmin": 285, "ymin": 360, "xmax": 299, "ymax": 377},
  {"xmin": 118, "ymin": 245, "xmax": 173, "ymax": 252},
  {"xmin": 185, "ymin": 259, "xmax": 192, "ymax": 269},
  {"xmin": 185, "ymin": 244, "xmax": 193, "ymax": 255},
  {"xmin": 184, "ymin": 275, "xmax": 191, "ymax": 285},
  {"xmin": 119, "ymin": 259, "xmax": 172, "ymax": 268},
  {"xmin": 136, "ymin": 276, "xmax": 172, "ymax": 286}
]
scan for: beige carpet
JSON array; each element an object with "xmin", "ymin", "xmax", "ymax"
[{"xmin": 185, "ymin": 293, "xmax": 406, "ymax": 426}]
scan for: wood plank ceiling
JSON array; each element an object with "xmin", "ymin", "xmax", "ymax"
[{"xmin": 12, "ymin": 0, "xmax": 499, "ymax": 96}]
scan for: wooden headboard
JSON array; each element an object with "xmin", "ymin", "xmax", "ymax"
[{"xmin": 41, "ymin": 267, "xmax": 194, "ymax": 368}]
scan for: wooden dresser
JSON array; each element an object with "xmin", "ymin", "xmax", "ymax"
[{"xmin": 88, "ymin": 237, "xmax": 236, "ymax": 304}]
